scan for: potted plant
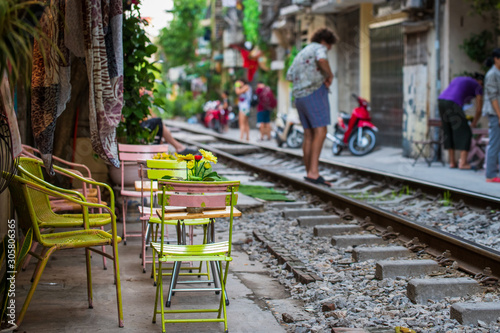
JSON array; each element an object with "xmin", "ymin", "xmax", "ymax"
[
  {"xmin": 109, "ymin": 0, "xmax": 161, "ymax": 185},
  {"xmin": 117, "ymin": 0, "xmax": 160, "ymax": 144}
]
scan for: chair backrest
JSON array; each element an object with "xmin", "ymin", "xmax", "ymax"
[
  {"xmin": 17, "ymin": 157, "xmax": 58, "ymax": 220},
  {"xmin": 117, "ymin": 143, "xmax": 171, "ymax": 190},
  {"xmin": 6, "ymin": 174, "xmax": 38, "ymax": 236},
  {"xmin": 137, "ymin": 159, "xmax": 187, "ymax": 217},
  {"xmin": 158, "ymin": 180, "xmax": 239, "ymax": 209},
  {"xmin": 144, "ymin": 159, "xmax": 187, "ymax": 181},
  {"xmin": 157, "ymin": 179, "xmax": 240, "ymax": 253}
]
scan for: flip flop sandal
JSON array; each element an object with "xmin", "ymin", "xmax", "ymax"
[
  {"xmin": 304, "ymin": 176, "xmax": 332, "ymax": 187},
  {"xmin": 177, "ymin": 148, "xmax": 200, "ymax": 155}
]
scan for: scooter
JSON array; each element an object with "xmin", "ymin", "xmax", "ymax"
[
  {"xmin": 202, "ymin": 100, "xmax": 223, "ymax": 133},
  {"xmin": 274, "ymin": 113, "xmax": 304, "ymax": 148},
  {"xmin": 328, "ymin": 93, "xmax": 377, "ymax": 156}
]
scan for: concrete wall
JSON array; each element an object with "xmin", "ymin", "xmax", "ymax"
[
  {"xmin": 403, "ymin": 64, "xmax": 429, "ymax": 156},
  {"xmin": 442, "ymin": 1, "xmax": 496, "ymax": 87}
]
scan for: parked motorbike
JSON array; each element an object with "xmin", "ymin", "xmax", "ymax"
[
  {"xmin": 202, "ymin": 100, "xmax": 223, "ymax": 133},
  {"xmin": 274, "ymin": 113, "xmax": 304, "ymax": 148},
  {"xmin": 328, "ymin": 94, "xmax": 377, "ymax": 156}
]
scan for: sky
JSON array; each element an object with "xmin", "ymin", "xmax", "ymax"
[{"xmin": 139, "ymin": 0, "xmax": 174, "ymax": 37}]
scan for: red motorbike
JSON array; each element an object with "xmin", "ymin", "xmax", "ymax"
[
  {"xmin": 202, "ymin": 100, "xmax": 223, "ymax": 133},
  {"xmin": 328, "ymin": 94, "xmax": 378, "ymax": 156}
]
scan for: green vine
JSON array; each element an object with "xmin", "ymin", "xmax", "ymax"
[
  {"xmin": 283, "ymin": 46, "xmax": 299, "ymax": 79},
  {"xmin": 460, "ymin": 30, "xmax": 494, "ymax": 71},
  {"xmin": 118, "ymin": 0, "xmax": 159, "ymax": 144},
  {"xmin": 466, "ymin": 0, "xmax": 500, "ymax": 14},
  {"xmin": 242, "ymin": 0, "xmax": 260, "ymax": 45}
]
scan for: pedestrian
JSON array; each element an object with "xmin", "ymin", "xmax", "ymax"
[
  {"xmin": 286, "ymin": 27, "xmax": 336, "ymax": 186},
  {"xmin": 255, "ymin": 82, "xmax": 276, "ymax": 141},
  {"xmin": 235, "ymin": 78, "xmax": 252, "ymax": 141},
  {"xmin": 138, "ymin": 88, "xmax": 197, "ymax": 154},
  {"xmin": 140, "ymin": 116, "xmax": 197, "ymax": 155},
  {"xmin": 220, "ymin": 90, "xmax": 230, "ymax": 133},
  {"xmin": 482, "ymin": 48, "xmax": 500, "ymax": 183},
  {"xmin": 438, "ymin": 73, "xmax": 483, "ymax": 169}
]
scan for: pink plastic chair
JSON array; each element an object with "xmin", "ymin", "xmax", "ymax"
[{"xmin": 117, "ymin": 143, "xmax": 171, "ymax": 245}]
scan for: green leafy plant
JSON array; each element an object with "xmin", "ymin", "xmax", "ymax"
[
  {"xmin": 118, "ymin": 0, "xmax": 160, "ymax": 144},
  {"xmin": 0, "ymin": 228, "xmax": 32, "ymax": 328},
  {"xmin": 466, "ymin": 0, "xmax": 500, "ymax": 14},
  {"xmin": 460, "ymin": 30, "xmax": 494, "ymax": 71},
  {"xmin": 242, "ymin": 0, "xmax": 260, "ymax": 46},
  {"xmin": 157, "ymin": 0, "xmax": 205, "ymax": 70},
  {"xmin": 442, "ymin": 190, "xmax": 452, "ymax": 207},
  {"xmin": 283, "ymin": 46, "xmax": 299, "ymax": 79},
  {"xmin": 0, "ymin": 0, "xmax": 51, "ymax": 86}
]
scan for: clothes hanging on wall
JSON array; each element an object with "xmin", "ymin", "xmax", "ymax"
[
  {"xmin": 31, "ymin": 0, "xmax": 71, "ymax": 175},
  {"xmin": 80, "ymin": 0, "xmax": 123, "ymax": 168},
  {"xmin": 31, "ymin": 0, "xmax": 123, "ymax": 173}
]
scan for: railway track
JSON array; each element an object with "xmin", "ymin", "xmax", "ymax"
[
  {"xmin": 170, "ymin": 121, "xmax": 500, "ymax": 278},
  {"xmin": 168, "ymin": 121, "xmax": 500, "ymax": 330}
]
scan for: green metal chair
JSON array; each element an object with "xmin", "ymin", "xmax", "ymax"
[
  {"xmin": 152, "ymin": 179, "xmax": 240, "ymax": 333},
  {"xmin": 6, "ymin": 173, "xmax": 123, "ymax": 328},
  {"xmin": 141, "ymin": 159, "xmax": 211, "ymax": 285}
]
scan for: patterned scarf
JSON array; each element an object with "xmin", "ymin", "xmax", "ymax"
[
  {"xmin": 31, "ymin": 0, "xmax": 123, "ymax": 174},
  {"xmin": 31, "ymin": 0, "xmax": 71, "ymax": 174},
  {"xmin": 81, "ymin": 0, "xmax": 123, "ymax": 168}
]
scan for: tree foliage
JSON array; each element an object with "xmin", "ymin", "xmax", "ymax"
[
  {"xmin": 460, "ymin": 30, "xmax": 494, "ymax": 69},
  {"xmin": 242, "ymin": 0, "xmax": 260, "ymax": 46},
  {"xmin": 157, "ymin": 0, "xmax": 206, "ymax": 70},
  {"xmin": 466, "ymin": 0, "xmax": 500, "ymax": 14}
]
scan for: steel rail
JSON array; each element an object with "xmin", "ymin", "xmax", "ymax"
[
  {"xmin": 167, "ymin": 120, "xmax": 500, "ymax": 209},
  {"xmin": 176, "ymin": 134, "xmax": 500, "ymax": 279}
]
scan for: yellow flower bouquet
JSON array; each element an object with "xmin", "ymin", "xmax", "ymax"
[
  {"xmin": 152, "ymin": 152, "xmax": 176, "ymax": 160},
  {"xmin": 174, "ymin": 149, "xmax": 222, "ymax": 181}
]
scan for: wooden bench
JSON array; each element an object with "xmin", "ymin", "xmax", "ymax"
[{"xmin": 412, "ymin": 118, "xmax": 445, "ymax": 167}]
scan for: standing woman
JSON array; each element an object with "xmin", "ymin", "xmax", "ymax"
[
  {"xmin": 286, "ymin": 27, "xmax": 336, "ymax": 186},
  {"xmin": 235, "ymin": 79, "xmax": 252, "ymax": 141},
  {"xmin": 483, "ymin": 48, "xmax": 500, "ymax": 183}
]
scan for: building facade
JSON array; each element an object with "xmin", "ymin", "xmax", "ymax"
[{"xmin": 237, "ymin": 0, "xmax": 497, "ymax": 157}]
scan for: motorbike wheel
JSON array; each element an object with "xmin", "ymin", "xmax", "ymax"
[
  {"xmin": 276, "ymin": 137, "xmax": 284, "ymax": 147},
  {"xmin": 211, "ymin": 119, "xmax": 221, "ymax": 133},
  {"xmin": 348, "ymin": 128, "xmax": 376, "ymax": 156},
  {"xmin": 286, "ymin": 127, "xmax": 304, "ymax": 148},
  {"xmin": 332, "ymin": 143, "xmax": 343, "ymax": 156}
]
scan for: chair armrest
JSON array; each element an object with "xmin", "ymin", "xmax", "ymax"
[
  {"xmin": 22, "ymin": 144, "xmax": 92, "ymax": 178},
  {"xmin": 18, "ymin": 165, "xmax": 86, "ymax": 201},
  {"xmin": 17, "ymin": 175, "xmax": 117, "ymax": 231},
  {"xmin": 53, "ymin": 165, "xmax": 115, "ymax": 213}
]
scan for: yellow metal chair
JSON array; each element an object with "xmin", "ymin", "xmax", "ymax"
[
  {"xmin": 17, "ymin": 157, "xmax": 113, "ymax": 229},
  {"xmin": 6, "ymin": 173, "xmax": 123, "ymax": 328},
  {"xmin": 17, "ymin": 157, "xmax": 113, "ymax": 269},
  {"xmin": 152, "ymin": 179, "xmax": 240, "ymax": 333}
]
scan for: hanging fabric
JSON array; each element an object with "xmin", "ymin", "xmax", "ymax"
[
  {"xmin": 81, "ymin": 0, "xmax": 123, "ymax": 168},
  {"xmin": 31, "ymin": 0, "xmax": 71, "ymax": 175}
]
